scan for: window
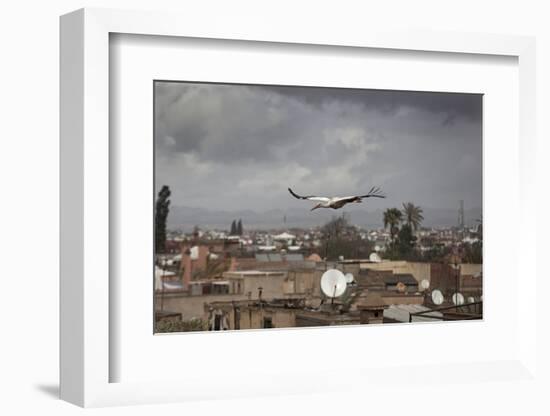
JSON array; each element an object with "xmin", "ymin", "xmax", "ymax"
[{"xmin": 263, "ymin": 317, "xmax": 273, "ymax": 328}]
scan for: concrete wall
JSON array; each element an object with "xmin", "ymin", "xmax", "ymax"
[
  {"xmin": 287, "ymin": 269, "xmax": 321, "ymax": 296},
  {"xmin": 381, "ymin": 295, "xmax": 424, "ymax": 305},
  {"xmin": 361, "ymin": 261, "xmax": 432, "ymax": 283},
  {"xmin": 156, "ymin": 293, "xmax": 249, "ymax": 320},
  {"xmin": 206, "ymin": 305, "xmax": 297, "ymax": 330},
  {"xmin": 238, "ymin": 307, "xmax": 296, "ymax": 330},
  {"xmin": 242, "ymin": 274, "xmax": 287, "ymax": 299},
  {"xmin": 460, "ymin": 263, "xmax": 482, "ymax": 276}
]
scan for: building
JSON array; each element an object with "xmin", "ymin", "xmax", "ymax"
[
  {"xmin": 157, "ymin": 256, "xmax": 482, "ymax": 331},
  {"xmin": 202, "ymin": 292, "xmax": 396, "ymax": 330},
  {"xmin": 357, "ymin": 293, "xmax": 386, "ymax": 324},
  {"xmin": 383, "ymin": 273, "xmax": 418, "ymax": 292}
]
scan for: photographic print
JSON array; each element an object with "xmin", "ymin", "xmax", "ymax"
[{"xmin": 154, "ymin": 81, "xmax": 482, "ymax": 333}]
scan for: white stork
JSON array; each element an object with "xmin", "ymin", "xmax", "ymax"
[{"xmin": 288, "ymin": 186, "xmax": 386, "ymax": 211}]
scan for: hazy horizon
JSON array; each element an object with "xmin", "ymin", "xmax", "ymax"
[{"xmin": 165, "ymin": 203, "xmax": 482, "ymax": 233}]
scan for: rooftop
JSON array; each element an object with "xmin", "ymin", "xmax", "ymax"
[
  {"xmin": 223, "ymin": 270, "xmax": 286, "ymax": 277},
  {"xmin": 383, "ymin": 274, "xmax": 418, "ymax": 285}
]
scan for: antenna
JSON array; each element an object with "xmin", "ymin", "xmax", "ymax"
[
  {"xmin": 452, "ymin": 292, "xmax": 465, "ymax": 306},
  {"xmin": 419, "ymin": 279, "xmax": 430, "ymax": 291},
  {"xmin": 345, "ymin": 273, "xmax": 354, "ymax": 284},
  {"xmin": 320, "ymin": 269, "xmax": 347, "ymax": 299},
  {"xmin": 431, "ymin": 289, "xmax": 444, "ymax": 306},
  {"xmin": 458, "ymin": 199, "xmax": 464, "ymax": 229},
  {"xmin": 467, "ymin": 296, "xmax": 475, "ymax": 304}
]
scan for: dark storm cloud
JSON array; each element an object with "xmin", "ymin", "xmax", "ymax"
[
  {"xmin": 154, "ymin": 81, "xmax": 482, "ymax": 217},
  {"xmin": 155, "ymin": 82, "xmax": 317, "ymax": 164},
  {"xmin": 255, "ymin": 85, "xmax": 482, "ymax": 124}
]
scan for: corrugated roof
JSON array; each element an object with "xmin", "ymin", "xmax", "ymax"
[{"xmin": 383, "ymin": 304, "xmax": 443, "ymax": 323}]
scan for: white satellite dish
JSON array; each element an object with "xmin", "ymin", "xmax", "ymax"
[
  {"xmin": 431, "ymin": 289, "xmax": 444, "ymax": 305},
  {"xmin": 320, "ymin": 269, "xmax": 347, "ymax": 298},
  {"xmin": 467, "ymin": 296, "xmax": 475, "ymax": 304},
  {"xmin": 452, "ymin": 292, "xmax": 465, "ymax": 306},
  {"xmin": 419, "ymin": 279, "xmax": 430, "ymax": 291},
  {"xmin": 345, "ymin": 273, "xmax": 354, "ymax": 284},
  {"xmin": 369, "ymin": 252, "xmax": 382, "ymax": 262}
]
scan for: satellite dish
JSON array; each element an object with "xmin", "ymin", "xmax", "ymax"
[
  {"xmin": 419, "ymin": 279, "xmax": 430, "ymax": 291},
  {"xmin": 431, "ymin": 289, "xmax": 444, "ymax": 305},
  {"xmin": 345, "ymin": 273, "xmax": 354, "ymax": 284},
  {"xmin": 369, "ymin": 252, "xmax": 382, "ymax": 263},
  {"xmin": 320, "ymin": 269, "xmax": 347, "ymax": 298},
  {"xmin": 467, "ymin": 296, "xmax": 475, "ymax": 304},
  {"xmin": 452, "ymin": 293, "xmax": 465, "ymax": 306}
]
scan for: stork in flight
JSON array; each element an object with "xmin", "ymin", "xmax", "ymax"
[{"xmin": 288, "ymin": 186, "xmax": 386, "ymax": 211}]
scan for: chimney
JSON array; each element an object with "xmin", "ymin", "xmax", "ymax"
[{"xmin": 182, "ymin": 246, "xmax": 192, "ymax": 289}]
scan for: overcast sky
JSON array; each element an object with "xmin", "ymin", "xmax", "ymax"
[{"xmin": 154, "ymin": 82, "xmax": 482, "ymax": 217}]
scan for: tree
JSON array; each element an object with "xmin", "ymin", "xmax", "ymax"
[
  {"xmin": 475, "ymin": 218, "xmax": 483, "ymax": 240},
  {"xmin": 383, "ymin": 208, "xmax": 403, "ymax": 244},
  {"xmin": 402, "ymin": 202, "xmax": 424, "ymax": 231},
  {"xmin": 395, "ymin": 223, "xmax": 417, "ymax": 260},
  {"xmin": 237, "ymin": 219, "xmax": 243, "ymax": 236},
  {"xmin": 155, "ymin": 185, "xmax": 171, "ymax": 254},
  {"xmin": 321, "ymin": 214, "xmax": 352, "ymax": 239},
  {"xmin": 320, "ymin": 214, "xmax": 372, "ymax": 260},
  {"xmin": 462, "ymin": 241, "xmax": 482, "ymax": 264},
  {"xmin": 155, "ymin": 318, "xmax": 208, "ymax": 333},
  {"xmin": 421, "ymin": 244, "xmax": 449, "ymax": 262}
]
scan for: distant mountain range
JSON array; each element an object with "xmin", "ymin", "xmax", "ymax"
[{"xmin": 167, "ymin": 205, "xmax": 482, "ymax": 232}]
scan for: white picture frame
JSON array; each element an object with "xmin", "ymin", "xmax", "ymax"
[{"xmin": 60, "ymin": 8, "xmax": 538, "ymax": 408}]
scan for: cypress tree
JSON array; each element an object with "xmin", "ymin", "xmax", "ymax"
[{"xmin": 155, "ymin": 185, "xmax": 171, "ymax": 253}]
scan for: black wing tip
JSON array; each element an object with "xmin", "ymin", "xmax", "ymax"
[
  {"xmin": 288, "ymin": 187, "xmax": 300, "ymax": 199},
  {"xmin": 363, "ymin": 186, "xmax": 386, "ymax": 198}
]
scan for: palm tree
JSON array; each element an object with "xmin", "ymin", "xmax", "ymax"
[
  {"xmin": 402, "ymin": 202, "xmax": 424, "ymax": 231},
  {"xmin": 383, "ymin": 208, "xmax": 403, "ymax": 244}
]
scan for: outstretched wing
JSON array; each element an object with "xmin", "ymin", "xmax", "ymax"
[
  {"xmin": 331, "ymin": 186, "xmax": 386, "ymax": 205},
  {"xmin": 288, "ymin": 188, "xmax": 330, "ymax": 203},
  {"xmin": 359, "ymin": 186, "xmax": 386, "ymax": 199}
]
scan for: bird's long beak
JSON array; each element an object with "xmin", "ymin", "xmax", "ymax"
[{"xmin": 310, "ymin": 204, "xmax": 320, "ymax": 211}]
